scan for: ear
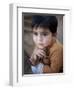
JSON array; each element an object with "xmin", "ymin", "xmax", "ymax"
[{"xmin": 53, "ymin": 32, "xmax": 57, "ymax": 37}]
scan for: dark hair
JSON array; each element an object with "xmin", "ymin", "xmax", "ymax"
[{"xmin": 32, "ymin": 15, "xmax": 58, "ymax": 33}]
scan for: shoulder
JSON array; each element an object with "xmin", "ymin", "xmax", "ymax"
[
  {"xmin": 47, "ymin": 40, "xmax": 63, "ymax": 73},
  {"xmin": 49, "ymin": 39, "xmax": 63, "ymax": 55}
]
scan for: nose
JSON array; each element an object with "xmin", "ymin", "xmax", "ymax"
[{"xmin": 37, "ymin": 34, "xmax": 42, "ymax": 42}]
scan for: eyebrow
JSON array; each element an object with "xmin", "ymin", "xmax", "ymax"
[{"xmin": 32, "ymin": 31, "xmax": 49, "ymax": 33}]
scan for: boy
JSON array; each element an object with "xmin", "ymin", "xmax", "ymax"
[{"xmin": 29, "ymin": 15, "xmax": 63, "ymax": 74}]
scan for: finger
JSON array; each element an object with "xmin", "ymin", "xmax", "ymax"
[
  {"xmin": 36, "ymin": 53, "xmax": 46, "ymax": 59},
  {"xmin": 38, "ymin": 49, "xmax": 46, "ymax": 53},
  {"xmin": 38, "ymin": 51, "xmax": 46, "ymax": 57},
  {"xmin": 34, "ymin": 48, "xmax": 46, "ymax": 55},
  {"xmin": 37, "ymin": 54, "xmax": 43, "ymax": 58},
  {"xmin": 33, "ymin": 49, "xmax": 46, "ymax": 58}
]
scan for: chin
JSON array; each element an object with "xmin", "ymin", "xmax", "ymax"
[{"xmin": 37, "ymin": 46, "xmax": 44, "ymax": 49}]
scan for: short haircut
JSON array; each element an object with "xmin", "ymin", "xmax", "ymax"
[{"xmin": 32, "ymin": 15, "xmax": 58, "ymax": 33}]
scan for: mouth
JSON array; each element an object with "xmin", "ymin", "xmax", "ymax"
[
  {"xmin": 38, "ymin": 43, "xmax": 43, "ymax": 46},
  {"xmin": 37, "ymin": 43, "xmax": 44, "ymax": 48}
]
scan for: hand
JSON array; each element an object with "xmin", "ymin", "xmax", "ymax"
[
  {"xmin": 43, "ymin": 65, "xmax": 50, "ymax": 73},
  {"xmin": 43, "ymin": 57, "xmax": 50, "ymax": 65},
  {"xmin": 30, "ymin": 47, "xmax": 46, "ymax": 65}
]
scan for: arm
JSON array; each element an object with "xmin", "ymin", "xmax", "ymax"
[
  {"xmin": 29, "ymin": 47, "xmax": 46, "ymax": 66},
  {"xmin": 43, "ymin": 48, "xmax": 63, "ymax": 73}
]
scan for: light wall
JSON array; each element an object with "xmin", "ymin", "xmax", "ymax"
[{"xmin": 0, "ymin": 0, "xmax": 74, "ymax": 89}]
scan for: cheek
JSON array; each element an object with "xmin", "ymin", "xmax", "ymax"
[
  {"xmin": 33, "ymin": 35, "xmax": 37, "ymax": 44},
  {"xmin": 43, "ymin": 36, "xmax": 52, "ymax": 45}
]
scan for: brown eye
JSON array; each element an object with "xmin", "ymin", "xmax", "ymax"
[
  {"xmin": 33, "ymin": 32, "xmax": 38, "ymax": 36},
  {"xmin": 42, "ymin": 33, "xmax": 48, "ymax": 36}
]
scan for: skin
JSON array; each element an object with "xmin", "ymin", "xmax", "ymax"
[
  {"xmin": 30, "ymin": 27, "xmax": 63, "ymax": 73},
  {"xmin": 33, "ymin": 27, "xmax": 53, "ymax": 49},
  {"xmin": 30, "ymin": 27, "xmax": 55, "ymax": 65}
]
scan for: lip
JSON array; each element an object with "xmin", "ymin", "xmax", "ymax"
[
  {"xmin": 38, "ymin": 43, "xmax": 43, "ymax": 45},
  {"xmin": 37, "ymin": 42, "xmax": 44, "ymax": 47}
]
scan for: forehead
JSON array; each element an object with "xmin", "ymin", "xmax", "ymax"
[{"xmin": 33, "ymin": 27, "xmax": 50, "ymax": 33}]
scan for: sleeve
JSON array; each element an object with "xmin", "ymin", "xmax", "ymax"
[{"xmin": 43, "ymin": 47, "xmax": 63, "ymax": 73}]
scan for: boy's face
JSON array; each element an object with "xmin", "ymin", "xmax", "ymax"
[{"xmin": 33, "ymin": 27, "xmax": 53, "ymax": 49}]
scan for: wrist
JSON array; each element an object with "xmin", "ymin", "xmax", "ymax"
[{"xmin": 43, "ymin": 65, "xmax": 50, "ymax": 73}]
